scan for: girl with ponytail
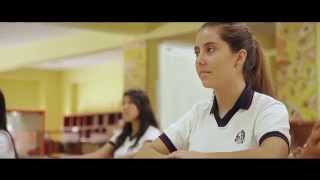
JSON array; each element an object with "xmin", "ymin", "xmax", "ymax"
[{"xmin": 134, "ymin": 23, "xmax": 291, "ymax": 158}]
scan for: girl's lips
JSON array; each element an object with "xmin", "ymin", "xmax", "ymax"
[
  {"xmin": 200, "ymin": 71, "xmax": 212, "ymax": 75},
  {"xmin": 199, "ymin": 72, "xmax": 211, "ymax": 79}
]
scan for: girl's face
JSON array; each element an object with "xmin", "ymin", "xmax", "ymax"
[
  {"xmin": 195, "ymin": 26, "xmax": 244, "ymax": 89},
  {"xmin": 122, "ymin": 96, "xmax": 139, "ymax": 123}
]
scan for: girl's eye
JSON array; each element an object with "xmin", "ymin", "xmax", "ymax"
[
  {"xmin": 194, "ymin": 50, "xmax": 200, "ymax": 57},
  {"xmin": 207, "ymin": 47, "xmax": 215, "ymax": 53}
]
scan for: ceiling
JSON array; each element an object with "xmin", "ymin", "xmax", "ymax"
[
  {"xmin": 0, "ymin": 22, "xmax": 207, "ymax": 72},
  {"xmin": 0, "ymin": 22, "xmax": 276, "ymax": 72},
  {"xmin": 58, "ymin": 22, "xmax": 166, "ymax": 34},
  {"xmin": 0, "ymin": 23, "xmax": 84, "ymax": 48},
  {"xmin": 28, "ymin": 48, "xmax": 123, "ymax": 70}
]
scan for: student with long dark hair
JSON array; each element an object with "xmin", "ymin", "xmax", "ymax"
[
  {"xmin": 72, "ymin": 89, "xmax": 161, "ymax": 158},
  {"xmin": 0, "ymin": 90, "xmax": 18, "ymax": 158},
  {"xmin": 134, "ymin": 23, "xmax": 291, "ymax": 158}
]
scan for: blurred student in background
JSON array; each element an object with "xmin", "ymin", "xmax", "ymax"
[
  {"xmin": 0, "ymin": 90, "xmax": 18, "ymax": 159},
  {"xmin": 66, "ymin": 89, "xmax": 161, "ymax": 158}
]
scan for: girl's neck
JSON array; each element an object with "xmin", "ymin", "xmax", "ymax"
[
  {"xmin": 131, "ymin": 119, "xmax": 140, "ymax": 137},
  {"xmin": 214, "ymin": 81, "xmax": 246, "ymax": 117}
]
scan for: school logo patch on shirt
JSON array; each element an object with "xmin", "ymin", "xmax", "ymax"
[{"xmin": 235, "ymin": 130, "xmax": 245, "ymax": 144}]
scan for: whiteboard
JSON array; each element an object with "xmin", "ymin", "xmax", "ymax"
[{"xmin": 157, "ymin": 42, "xmax": 212, "ymax": 130}]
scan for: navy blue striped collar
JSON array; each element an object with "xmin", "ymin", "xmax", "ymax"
[{"xmin": 210, "ymin": 84, "xmax": 254, "ymax": 127}]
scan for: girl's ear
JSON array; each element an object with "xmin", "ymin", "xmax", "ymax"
[{"xmin": 234, "ymin": 49, "xmax": 247, "ymax": 70}]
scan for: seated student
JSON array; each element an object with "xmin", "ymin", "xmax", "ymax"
[
  {"xmin": 0, "ymin": 90, "xmax": 18, "ymax": 159},
  {"xmin": 134, "ymin": 23, "xmax": 290, "ymax": 159},
  {"xmin": 66, "ymin": 89, "xmax": 161, "ymax": 158},
  {"xmin": 293, "ymin": 121, "xmax": 320, "ymax": 158}
]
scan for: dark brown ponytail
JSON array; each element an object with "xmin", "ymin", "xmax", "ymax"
[{"xmin": 243, "ymin": 39, "xmax": 274, "ymax": 97}]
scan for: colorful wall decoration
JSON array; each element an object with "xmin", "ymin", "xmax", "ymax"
[
  {"xmin": 123, "ymin": 41, "xmax": 147, "ymax": 91},
  {"xmin": 274, "ymin": 23, "xmax": 318, "ymax": 121}
]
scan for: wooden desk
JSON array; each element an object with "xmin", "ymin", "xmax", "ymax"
[{"xmin": 290, "ymin": 121, "xmax": 315, "ymax": 149}]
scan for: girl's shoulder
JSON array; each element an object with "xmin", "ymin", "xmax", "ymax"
[
  {"xmin": 0, "ymin": 130, "xmax": 11, "ymax": 145},
  {"xmin": 0, "ymin": 130, "xmax": 15, "ymax": 158},
  {"xmin": 142, "ymin": 126, "xmax": 162, "ymax": 140},
  {"xmin": 252, "ymin": 92, "xmax": 288, "ymax": 112}
]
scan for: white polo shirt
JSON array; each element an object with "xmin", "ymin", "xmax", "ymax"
[
  {"xmin": 109, "ymin": 126, "xmax": 161, "ymax": 158},
  {"xmin": 160, "ymin": 85, "xmax": 291, "ymax": 153},
  {"xmin": 0, "ymin": 130, "xmax": 16, "ymax": 159}
]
